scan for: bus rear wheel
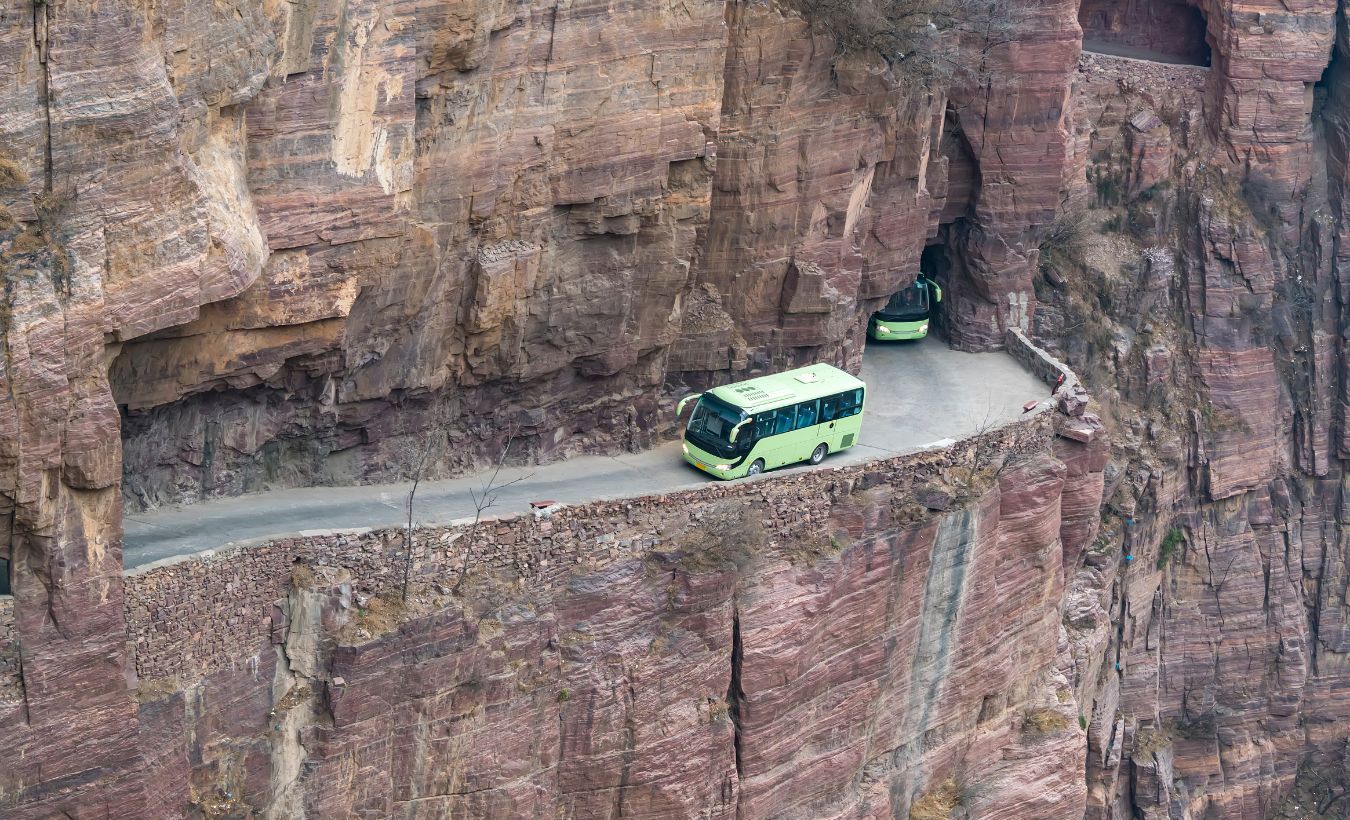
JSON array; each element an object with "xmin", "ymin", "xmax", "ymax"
[
  {"xmin": 810, "ymin": 443, "xmax": 828, "ymax": 465},
  {"xmin": 746, "ymin": 459, "xmax": 765, "ymax": 477}
]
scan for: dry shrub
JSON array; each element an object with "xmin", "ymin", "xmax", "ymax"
[
  {"xmin": 910, "ymin": 779, "xmax": 962, "ymax": 820},
  {"xmin": 1039, "ymin": 209, "xmax": 1091, "ymax": 271},
  {"xmin": 674, "ymin": 500, "xmax": 764, "ymax": 571},
  {"xmin": 1023, "ymin": 708, "xmax": 1070, "ymax": 734},
  {"xmin": 0, "ymin": 156, "xmax": 26, "ymax": 189}
]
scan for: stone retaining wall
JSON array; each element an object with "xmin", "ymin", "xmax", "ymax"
[{"xmin": 1007, "ymin": 328, "xmax": 1076, "ymax": 390}]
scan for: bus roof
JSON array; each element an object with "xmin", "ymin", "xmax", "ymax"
[{"xmin": 707, "ymin": 363, "xmax": 865, "ymax": 413}]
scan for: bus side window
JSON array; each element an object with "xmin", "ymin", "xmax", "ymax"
[
  {"xmin": 821, "ymin": 395, "xmax": 840, "ymax": 422},
  {"xmin": 795, "ymin": 399, "xmax": 819, "ymax": 430},
  {"xmin": 754, "ymin": 412, "xmax": 774, "ymax": 440},
  {"xmin": 838, "ymin": 389, "xmax": 862, "ymax": 417},
  {"xmin": 773, "ymin": 408, "xmax": 794, "ymax": 435}
]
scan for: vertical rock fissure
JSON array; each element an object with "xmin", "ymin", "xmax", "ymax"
[
  {"xmin": 612, "ymin": 676, "xmax": 639, "ymax": 818},
  {"xmin": 726, "ymin": 603, "xmax": 746, "ymax": 802}
]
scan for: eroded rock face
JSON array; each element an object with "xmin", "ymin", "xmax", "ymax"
[
  {"xmin": 1037, "ymin": 1, "xmax": 1350, "ymax": 815},
  {"xmin": 0, "ymin": 0, "xmax": 274, "ymax": 810},
  {"xmin": 120, "ymin": 426, "xmax": 1099, "ymax": 818},
  {"xmin": 104, "ymin": 0, "xmax": 1081, "ymax": 509},
  {"xmin": 113, "ymin": 0, "xmax": 730, "ymax": 508},
  {"xmin": 5, "ymin": 0, "xmax": 1350, "ymax": 815}
]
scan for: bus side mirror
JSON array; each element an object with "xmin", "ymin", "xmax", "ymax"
[
  {"xmin": 676, "ymin": 394, "xmax": 701, "ymax": 417},
  {"xmin": 933, "ymin": 283, "xmax": 943, "ymax": 303},
  {"xmin": 728, "ymin": 419, "xmax": 751, "ymax": 444}
]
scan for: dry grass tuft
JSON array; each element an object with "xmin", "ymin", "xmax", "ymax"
[
  {"xmin": 0, "ymin": 157, "xmax": 27, "ymax": 189},
  {"xmin": 341, "ymin": 594, "xmax": 408, "ymax": 642},
  {"xmin": 1134, "ymin": 725, "xmax": 1174, "ymax": 754},
  {"xmin": 1023, "ymin": 708, "xmax": 1070, "ymax": 734},
  {"xmin": 910, "ymin": 779, "xmax": 962, "ymax": 820},
  {"xmin": 9, "ymin": 228, "xmax": 48, "ymax": 255},
  {"xmin": 135, "ymin": 675, "xmax": 185, "ymax": 703}
]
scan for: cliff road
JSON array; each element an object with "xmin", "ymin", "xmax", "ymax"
[{"xmin": 124, "ymin": 340, "xmax": 1049, "ymax": 568}]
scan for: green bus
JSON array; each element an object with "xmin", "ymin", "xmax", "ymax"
[
  {"xmin": 676, "ymin": 364, "xmax": 866, "ymax": 480},
  {"xmin": 868, "ymin": 275, "xmax": 942, "ymax": 341}
]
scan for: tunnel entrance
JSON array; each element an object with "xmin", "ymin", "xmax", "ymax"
[
  {"xmin": 1079, "ymin": 0, "xmax": 1211, "ymax": 67},
  {"xmin": 863, "ymin": 244, "xmax": 950, "ymax": 345}
]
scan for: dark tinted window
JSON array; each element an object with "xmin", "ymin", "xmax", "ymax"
[
  {"xmin": 773, "ymin": 408, "xmax": 794, "ymax": 435},
  {"xmin": 754, "ymin": 412, "xmax": 775, "ymax": 439},
  {"xmin": 0, "ymin": 558, "xmax": 9, "ymax": 596},
  {"xmin": 821, "ymin": 395, "xmax": 840, "ymax": 422},
  {"xmin": 794, "ymin": 400, "xmax": 820, "ymax": 429},
  {"xmin": 879, "ymin": 281, "xmax": 930, "ymax": 318},
  {"xmin": 836, "ymin": 389, "xmax": 863, "ymax": 417}
]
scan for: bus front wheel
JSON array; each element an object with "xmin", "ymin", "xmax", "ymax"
[
  {"xmin": 746, "ymin": 459, "xmax": 765, "ymax": 477},
  {"xmin": 810, "ymin": 443, "xmax": 828, "ymax": 465}
]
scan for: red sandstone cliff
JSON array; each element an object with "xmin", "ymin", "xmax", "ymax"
[
  {"xmin": 1039, "ymin": 1, "xmax": 1350, "ymax": 816},
  {"xmin": 116, "ymin": 419, "xmax": 1100, "ymax": 818},
  {"xmin": 2, "ymin": 0, "xmax": 1350, "ymax": 816}
]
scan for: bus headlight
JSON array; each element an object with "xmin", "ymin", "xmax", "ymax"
[
  {"xmin": 920, "ymin": 323, "xmax": 928, "ymax": 332},
  {"xmin": 876, "ymin": 324, "xmax": 889, "ymax": 334},
  {"xmin": 682, "ymin": 443, "xmax": 689, "ymax": 455},
  {"xmin": 715, "ymin": 464, "xmax": 731, "ymax": 471}
]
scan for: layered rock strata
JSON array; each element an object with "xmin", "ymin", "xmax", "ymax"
[
  {"xmin": 112, "ymin": 406, "xmax": 1103, "ymax": 818},
  {"xmin": 98, "ymin": 0, "xmax": 1082, "ymax": 509},
  {"xmin": 3, "ymin": 0, "xmax": 1350, "ymax": 816},
  {"xmin": 1032, "ymin": 1, "xmax": 1350, "ymax": 812}
]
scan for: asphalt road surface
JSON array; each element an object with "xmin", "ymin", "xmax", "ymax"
[
  {"xmin": 124, "ymin": 338, "xmax": 1049, "ymax": 570},
  {"xmin": 1082, "ymin": 39, "xmax": 1210, "ymax": 67}
]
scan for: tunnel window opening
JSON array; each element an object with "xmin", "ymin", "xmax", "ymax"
[
  {"xmin": 1079, "ymin": 0, "xmax": 1211, "ymax": 67},
  {"xmin": 1312, "ymin": 54, "xmax": 1337, "ymax": 121},
  {"xmin": 0, "ymin": 558, "xmax": 10, "ymax": 597}
]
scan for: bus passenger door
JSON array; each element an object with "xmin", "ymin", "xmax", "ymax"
[
  {"xmin": 821, "ymin": 395, "xmax": 844, "ymax": 451},
  {"xmin": 749, "ymin": 408, "xmax": 783, "ymax": 467},
  {"xmin": 793, "ymin": 399, "xmax": 821, "ymax": 462}
]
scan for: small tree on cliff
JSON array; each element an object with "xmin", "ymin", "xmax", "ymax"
[
  {"xmin": 400, "ymin": 411, "xmax": 531, "ymax": 600},
  {"xmin": 786, "ymin": 0, "xmax": 1017, "ymax": 86},
  {"xmin": 457, "ymin": 429, "xmax": 532, "ymax": 590},
  {"xmin": 401, "ymin": 406, "xmax": 447, "ymax": 602}
]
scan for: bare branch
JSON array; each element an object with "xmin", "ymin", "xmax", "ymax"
[{"xmin": 453, "ymin": 427, "xmax": 534, "ymax": 593}]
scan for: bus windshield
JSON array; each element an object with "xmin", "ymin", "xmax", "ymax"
[
  {"xmin": 877, "ymin": 281, "xmax": 930, "ymax": 320},
  {"xmin": 686, "ymin": 395, "xmax": 748, "ymax": 456}
]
